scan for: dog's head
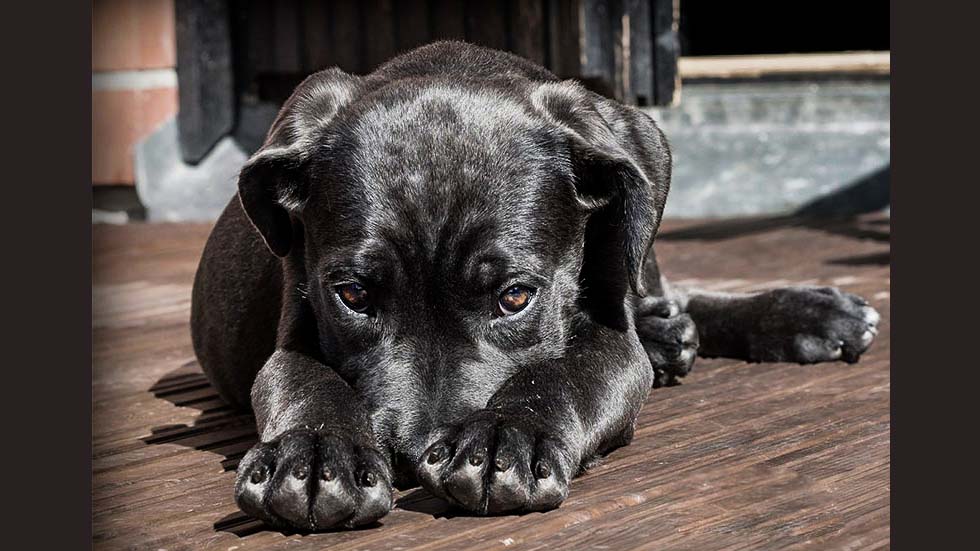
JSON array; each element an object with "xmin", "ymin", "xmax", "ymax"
[{"xmin": 237, "ymin": 68, "xmax": 667, "ymax": 471}]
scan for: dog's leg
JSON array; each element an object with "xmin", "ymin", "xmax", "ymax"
[
  {"xmin": 415, "ymin": 317, "xmax": 651, "ymax": 514},
  {"xmin": 195, "ymin": 203, "xmax": 394, "ymax": 530},
  {"xmin": 234, "ymin": 350, "xmax": 394, "ymax": 530},
  {"xmin": 235, "ymin": 264, "xmax": 394, "ymax": 530},
  {"xmin": 668, "ymin": 284, "xmax": 880, "ymax": 364}
]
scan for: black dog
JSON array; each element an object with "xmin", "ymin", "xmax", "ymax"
[{"xmin": 191, "ymin": 41, "xmax": 879, "ymax": 531}]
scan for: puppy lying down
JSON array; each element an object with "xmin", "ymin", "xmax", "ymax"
[{"xmin": 191, "ymin": 41, "xmax": 879, "ymax": 530}]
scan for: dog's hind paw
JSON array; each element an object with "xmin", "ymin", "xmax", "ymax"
[
  {"xmin": 235, "ymin": 428, "xmax": 393, "ymax": 531},
  {"xmin": 416, "ymin": 409, "xmax": 574, "ymax": 515},
  {"xmin": 747, "ymin": 286, "xmax": 880, "ymax": 364}
]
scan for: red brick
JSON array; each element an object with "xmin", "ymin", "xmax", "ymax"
[
  {"xmin": 93, "ymin": 0, "xmax": 176, "ymax": 71},
  {"xmin": 93, "ymin": 86, "xmax": 178, "ymax": 185}
]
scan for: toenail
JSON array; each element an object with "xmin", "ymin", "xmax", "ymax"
[
  {"xmin": 427, "ymin": 446, "xmax": 447, "ymax": 464},
  {"xmin": 494, "ymin": 455, "xmax": 513, "ymax": 472},
  {"xmin": 469, "ymin": 449, "xmax": 486, "ymax": 466},
  {"xmin": 321, "ymin": 467, "xmax": 334, "ymax": 481},
  {"xmin": 535, "ymin": 462, "xmax": 552, "ymax": 479},
  {"xmin": 250, "ymin": 467, "xmax": 267, "ymax": 484}
]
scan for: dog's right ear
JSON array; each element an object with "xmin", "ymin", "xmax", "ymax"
[
  {"xmin": 237, "ymin": 146, "xmax": 309, "ymax": 257},
  {"xmin": 530, "ymin": 80, "xmax": 669, "ymax": 298},
  {"xmin": 237, "ymin": 68, "xmax": 361, "ymax": 257}
]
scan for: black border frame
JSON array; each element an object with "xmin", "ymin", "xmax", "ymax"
[{"xmin": 7, "ymin": 0, "xmax": 980, "ymax": 546}]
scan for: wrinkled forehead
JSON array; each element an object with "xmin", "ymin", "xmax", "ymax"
[
  {"xmin": 346, "ymin": 85, "xmax": 563, "ymax": 201},
  {"xmin": 305, "ymin": 85, "xmax": 579, "ymax": 265}
]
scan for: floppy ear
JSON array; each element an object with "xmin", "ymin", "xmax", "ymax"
[
  {"xmin": 237, "ymin": 147, "xmax": 309, "ymax": 257},
  {"xmin": 530, "ymin": 81, "xmax": 670, "ymax": 297},
  {"xmin": 237, "ymin": 68, "xmax": 361, "ymax": 257}
]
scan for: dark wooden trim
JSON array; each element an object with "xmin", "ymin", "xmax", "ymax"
[
  {"xmin": 626, "ymin": 0, "xmax": 654, "ymax": 106},
  {"xmin": 579, "ymin": 0, "xmax": 618, "ymax": 98},
  {"xmin": 175, "ymin": 0, "xmax": 235, "ymax": 164},
  {"xmin": 365, "ymin": 0, "xmax": 397, "ymax": 71},
  {"xmin": 299, "ymin": 0, "xmax": 330, "ymax": 72},
  {"xmin": 510, "ymin": 0, "xmax": 547, "ymax": 66},
  {"xmin": 429, "ymin": 0, "xmax": 466, "ymax": 41},
  {"xmin": 272, "ymin": 1, "xmax": 303, "ymax": 74},
  {"xmin": 395, "ymin": 0, "xmax": 431, "ymax": 54},
  {"xmin": 331, "ymin": 0, "xmax": 365, "ymax": 73},
  {"xmin": 547, "ymin": 0, "xmax": 581, "ymax": 78},
  {"xmin": 465, "ymin": 0, "xmax": 510, "ymax": 52},
  {"xmin": 652, "ymin": 0, "xmax": 679, "ymax": 105}
]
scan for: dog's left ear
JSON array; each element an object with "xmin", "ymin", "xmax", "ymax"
[
  {"xmin": 238, "ymin": 68, "xmax": 361, "ymax": 257},
  {"xmin": 530, "ymin": 81, "xmax": 670, "ymax": 297}
]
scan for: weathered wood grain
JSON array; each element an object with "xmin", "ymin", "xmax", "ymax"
[
  {"xmin": 364, "ymin": 0, "xmax": 398, "ymax": 71},
  {"xmin": 92, "ymin": 214, "xmax": 890, "ymax": 549},
  {"xmin": 510, "ymin": 0, "xmax": 546, "ymax": 66},
  {"xmin": 465, "ymin": 0, "xmax": 509, "ymax": 51}
]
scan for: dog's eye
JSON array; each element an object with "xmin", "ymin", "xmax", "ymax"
[
  {"xmin": 498, "ymin": 285, "xmax": 534, "ymax": 315},
  {"xmin": 336, "ymin": 282, "xmax": 371, "ymax": 312}
]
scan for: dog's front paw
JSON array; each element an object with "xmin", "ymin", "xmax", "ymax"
[
  {"xmin": 751, "ymin": 286, "xmax": 880, "ymax": 364},
  {"xmin": 416, "ymin": 410, "xmax": 575, "ymax": 514},
  {"xmin": 635, "ymin": 297, "xmax": 699, "ymax": 387},
  {"xmin": 235, "ymin": 428, "xmax": 393, "ymax": 531}
]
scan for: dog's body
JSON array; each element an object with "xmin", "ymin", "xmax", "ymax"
[{"xmin": 191, "ymin": 42, "xmax": 879, "ymax": 530}]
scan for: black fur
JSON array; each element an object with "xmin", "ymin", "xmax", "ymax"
[{"xmin": 190, "ymin": 42, "xmax": 879, "ymax": 531}]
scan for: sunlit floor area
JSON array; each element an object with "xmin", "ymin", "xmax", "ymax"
[{"xmin": 92, "ymin": 214, "xmax": 889, "ymax": 550}]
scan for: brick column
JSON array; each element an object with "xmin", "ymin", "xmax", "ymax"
[{"xmin": 92, "ymin": 0, "xmax": 178, "ymax": 186}]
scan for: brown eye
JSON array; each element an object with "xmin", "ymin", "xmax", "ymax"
[
  {"xmin": 336, "ymin": 282, "xmax": 370, "ymax": 312},
  {"xmin": 498, "ymin": 285, "xmax": 534, "ymax": 315}
]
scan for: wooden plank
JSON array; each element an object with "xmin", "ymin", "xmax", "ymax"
[
  {"xmin": 465, "ymin": 0, "xmax": 509, "ymax": 51},
  {"xmin": 301, "ymin": 0, "xmax": 333, "ymax": 72},
  {"xmin": 652, "ymin": 0, "xmax": 679, "ymax": 105},
  {"xmin": 395, "ymin": 0, "xmax": 431, "ymax": 53},
  {"xmin": 546, "ymin": 0, "xmax": 582, "ymax": 78},
  {"xmin": 245, "ymin": 0, "xmax": 276, "ymax": 74},
  {"xmin": 678, "ymin": 51, "xmax": 892, "ymax": 80},
  {"xmin": 174, "ymin": 0, "xmax": 235, "ymax": 163},
  {"xmin": 579, "ymin": 0, "xmax": 618, "ymax": 98},
  {"xmin": 509, "ymin": 0, "xmax": 546, "ymax": 65},
  {"xmin": 430, "ymin": 0, "xmax": 466, "ymax": 40},
  {"xmin": 229, "ymin": 1, "xmax": 256, "ymax": 100},
  {"xmin": 331, "ymin": 0, "xmax": 365, "ymax": 73},
  {"xmin": 626, "ymin": 0, "xmax": 654, "ymax": 105},
  {"xmin": 611, "ymin": 0, "xmax": 627, "ymax": 100},
  {"xmin": 363, "ymin": 0, "xmax": 397, "ymax": 70},
  {"xmin": 272, "ymin": 0, "xmax": 303, "ymax": 73}
]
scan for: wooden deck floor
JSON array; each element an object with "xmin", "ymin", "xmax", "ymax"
[{"xmin": 93, "ymin": 214, "xmax": 890, "ymax": 550}]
